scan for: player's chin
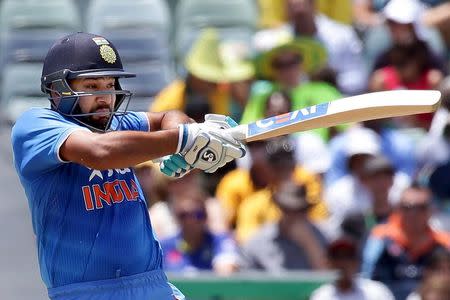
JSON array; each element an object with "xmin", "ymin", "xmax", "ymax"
[{"xmin": 88, "ymin": 116, "xmax": 109, "ymax": 129}]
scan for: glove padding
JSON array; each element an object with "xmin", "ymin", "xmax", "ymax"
[
  {"xmin": 177, "ymin": 114, "xmax": 246, "ymax": 173},
  {"xmin": 159, "ymin": 154, "xmax": 192, "ymax": 178}
]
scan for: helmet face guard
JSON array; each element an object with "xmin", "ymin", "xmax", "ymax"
[{"xmin": 42, "ymin": 69, "xmax": 134, "ymax": 132}]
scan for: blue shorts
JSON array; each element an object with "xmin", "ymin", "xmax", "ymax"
[{"xmin": 48, "ymin": 269, "xmax": 185, "ymax": 300}]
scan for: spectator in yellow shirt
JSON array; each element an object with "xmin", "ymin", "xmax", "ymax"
[
  {"xmin": 234, "ymin": 137, "xmax": 328, "ymax": 244},
  {"xmin": 257, "ymin": 0, "xmax": 352, "ymax": 28}
]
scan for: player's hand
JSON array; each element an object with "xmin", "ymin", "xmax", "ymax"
[
  {"xmin": 176, "ymin": 116, "xmax": 246, "ymax": 173},
  {"xmin": 159, "ymin": 154, "xmax": 192, "ymax": 178}
]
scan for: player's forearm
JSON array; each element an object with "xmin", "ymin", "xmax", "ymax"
[
  {"xmin": 148, "ymin": 110, "xmax": 194, "ymax": 132},
  {"xmin": 64, "ymin": 129, "xmax": 180, "ymax": 170}
]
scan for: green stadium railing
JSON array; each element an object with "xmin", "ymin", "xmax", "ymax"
[{"xmin": 168, "ymin": 271, "xmax": 337, "ymax": 300}]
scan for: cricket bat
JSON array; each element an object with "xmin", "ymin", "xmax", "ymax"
[{"xmin": 227, "ymin": 90, "xmax": 441, "ymax": 142}]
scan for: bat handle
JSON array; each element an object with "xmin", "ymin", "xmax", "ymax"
[{"xmin": 226, "ymin": 124, "xmax": 248, "ymax": 142}]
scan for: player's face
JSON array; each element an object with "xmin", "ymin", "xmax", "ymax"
[{"xmin": 70, "ymin": 77, "xmax": 116, "ymax": 128}]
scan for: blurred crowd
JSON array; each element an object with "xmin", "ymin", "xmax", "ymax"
[{"xmin": 3, "ymin": 0, "xmax": 450, "ymax": 299}]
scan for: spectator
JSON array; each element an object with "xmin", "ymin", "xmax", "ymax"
[
  {"xmin": 325, "ymin": 127, "xmax": 381, "ymax": 233},
  {"xmin": 327, "ymin": 122, "xmax": 416, "ymax": 185},
  {"xmin": 417, "ymin": 274, "xmax": 450, "ymax": 300},
  {"xmin": 325, "ymin": 128, "xmax": 411, "ymax": 239},
  {"xmin": 257, "ymin": 0, "xmax": 353, "ymax": 28},
  {"xmin": 151, "ymin": 28, "xmax": 254, "ymax": 121},
  {"xmin": 310, "ymin": 236, "xmax": 395, "ymax": 300},
  {"xmin": 369, "ymin": 41, "xmax": 444, "ymax": 93},
  {"xmin": 369, "ymin": 0, "xmax": 448, "ymax": 74},
  {"xmin": 150, "ymin": 170, "xmax": 227, "ymax": 240},
  {"xmin": 235, "ymin": 137, "xmax": 326, "ymax": 243},
  {"xmin": 360, "ymin": 155, "xmax": 396, "ymax": 227},
  {"xmin": 407, "ymin": 249, "xmax": 450, "ymax": 299},
  {"xmin": 354, "ymin": 0, "xmax": 450, "ymax": 49},
  {"xmin": 215, "ymin": 140, "xmax": 272, "ymax": 229},
  {"xmin": 362, "ymin": 184, "xmax": 450, "ymax": 300},
  {"xmin": 217, "ymin": 95, "xmax": 326, "ymax": 230},
  {"xmin": 241, "ymin": 30, "xmax": 342, "ymax": 140},
  {"xmin": 240, "ymin": 179, "xmax": 328, "ymax": 271},
  {"xmin": 160, "ymin": 186, "xmax": 239, "ymax": 276},
  {"xmin": 285, "ymin": 0, "xmax": 368, "ymax": 95}
]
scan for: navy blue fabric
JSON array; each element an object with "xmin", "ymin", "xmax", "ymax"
[{"xmin": 41, "ymin": 32, "xmax": 133, "ymax": 78}]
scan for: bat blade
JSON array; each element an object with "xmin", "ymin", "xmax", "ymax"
[{"xmin": 228, "ymin": 90, "xmax": 441, "ymax": 142}]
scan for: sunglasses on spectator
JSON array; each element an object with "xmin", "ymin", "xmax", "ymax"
[
  {"xmin": 271, "ymin": 56, "xmax": 302, "ymax": 70},
  {"xmin": 399, "ymin": 203, "xmax": 429, "ymax": 212},
  {"xmin": 176, "ymin": 210, "xmax": 207, "ymax": 220}
]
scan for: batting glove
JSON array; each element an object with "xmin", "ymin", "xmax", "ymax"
[
  {"xmin": 159, "ymin": 154, "xmax": 193, "ymax": 178},
  {"xmin": 176, "ymin": 116, "xmax": 246, "ymax": 173}
]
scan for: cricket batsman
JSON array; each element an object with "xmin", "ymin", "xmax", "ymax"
[{"xmin": 11, "ymin": 32, "xmax": 246, "ymax": 300}]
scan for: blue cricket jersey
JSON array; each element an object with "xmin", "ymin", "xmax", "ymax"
[{"xmin": 11, "ymin": 108, "xmax": 164, "ymax": 289}]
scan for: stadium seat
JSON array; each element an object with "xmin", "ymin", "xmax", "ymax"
[
  {"xmin": 121, "ymin": 61, "xmax": 173, "ymax": 96},
  {"xmin": 102, "ymin": 27, "xmax": 171, "ymax": 62},
  {"xmin": 0, "ymin": 63, "xmax": 48, "ymax": 123},
  {"xmin": 86, "ymin": 0, "xmax": 171, "ymax": 37},
  {"xmin": 0, "ymin": 0, "xmax": 81, "ymax": 68},
  {"xmin": 0, "ymin": 0, "xmax": 80, "ymax": 31}
]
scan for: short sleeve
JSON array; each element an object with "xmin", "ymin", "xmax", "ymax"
[
  {"xmin": 11, "ymin": 108, "xmax": 88, "ymax": 179},
  {"xmin": 114, "ymin": 111, "xmax": 149, "ymax": 132}
]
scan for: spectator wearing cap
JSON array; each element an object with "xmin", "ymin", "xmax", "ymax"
[
  {"xmin": 159, "ymin": 182, "xmax": 239, "ymax": 276},
  {"xmin": 234, "ymin": 137, "xmax": 327, "ymax": 244},
  {"xmin": 324, "ymin": 127, "xmax": 382, "ymax": 236},
  {"xmin": 362, "ymin": 184, "xmax": 450, "ymax": 300},
  {"xmin": 241, "ymin": 28, "xmax": 343, "ymax": 140},
  {"xmin": 355, "ymin": 0, "xmax": 450, "ymax": 50},
  {"xmin": 368, "ymin": 4, "xmax": 447, "ymax": 131},
  {"xmin": 240, "ymin": 180, "xmax": 328, "ymax": 271},
  {"xmin": 310, "ymin": 236, "xmax": 395, "ymax": 300},
  {"xmin": 341, "ymin": 155, "xmax": 410, "ymax": 243},
  {"xmin": 367, "ymin": 0, "xmax": 447, "ymax": 85},
  {"xmin": 150, "ymin": 28, "xmax": 254, "ymax": 121},
  {"xmin": 284, "ymin": 0, "xmax": 368, "ymax": 95},
  {"xmin": 326, "ymin": 122, "xmax": 416, "ymax": 186},
  {"xmin": 324, "ymin": 128, "xmax": 411, "ymax": 239}
]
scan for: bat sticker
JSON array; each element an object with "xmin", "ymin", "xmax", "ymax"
[{"xmin": 247, "ymin": 102, "xmax": 330, "ymax": 136}]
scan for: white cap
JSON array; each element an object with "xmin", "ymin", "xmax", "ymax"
[
  {"xmin": 383, "ymin": 0, "xmax": 424, "ymax": 24},
  {"xmin": 344, "ymin": 127, "xmax": 381, "ymax": 157},
  {"xmin": 295, "ymin": 133, "xmax": 331, "ymax": 174}
]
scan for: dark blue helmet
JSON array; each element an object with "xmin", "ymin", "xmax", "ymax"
[{"xmin": 41, "ymin": 32, "xmax": 136, "ymax": 131}]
